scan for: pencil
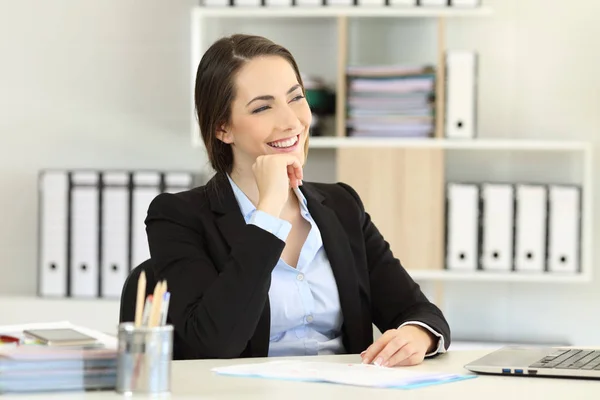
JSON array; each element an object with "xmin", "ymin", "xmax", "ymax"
[
  {"xmin": 149, "ymin": 281, "xmax": 166, "ymax": 328},
  {"xmin": 134, "ymin": 271, "xmax": 146, "ymax": 327}
]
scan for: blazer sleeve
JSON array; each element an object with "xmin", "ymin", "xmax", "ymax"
[
  {"xmin": 144, "ymin": 192, "xmax": 285, "ymax": 359},
  {"xmin": 337, "ymin": 182, "xmax": 451, "ymax": 351}
]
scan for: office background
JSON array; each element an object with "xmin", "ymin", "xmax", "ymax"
[{"xmin": 0, "ymin": 0, "xmax": 599, "ymax": 348}]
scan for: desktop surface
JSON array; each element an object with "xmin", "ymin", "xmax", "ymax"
[{"xmin": 2, "ymin": 350, "xmax": 598, "ymax": 399}]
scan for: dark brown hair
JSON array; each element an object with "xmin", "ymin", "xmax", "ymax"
[{"xmin": 194, "ymin": 34, "xmax": 305, "ymax": 174}]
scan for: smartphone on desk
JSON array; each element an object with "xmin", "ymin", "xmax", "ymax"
[{"xmin": 22, "ymin": 328, "xmax": 101, "ymax": 348}]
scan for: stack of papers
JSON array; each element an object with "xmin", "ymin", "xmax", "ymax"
[
  {"xmin": 0, "ymin": 321, "xmax": 118, "ymax": 393},
  {"xmin": 212, "ymin": 360, "xmax": 476, "ymax": 390},
  {"xmin": 0, "ymin": 346, "xmax": 118, "ymax": 393}
]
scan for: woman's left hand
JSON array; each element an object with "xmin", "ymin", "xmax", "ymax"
[{"xmin": 360, "ymin": 325, "xmax": 435, "ymax": 367}]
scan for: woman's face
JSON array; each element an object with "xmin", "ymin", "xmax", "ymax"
[{"xmin": 218, "ymin": 55, "xmax": 312, "ymax": 171}]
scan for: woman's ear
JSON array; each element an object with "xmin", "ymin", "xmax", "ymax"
[{"xmin": 216, "ymin": 125, "xmax": 234, "ymax": 144}]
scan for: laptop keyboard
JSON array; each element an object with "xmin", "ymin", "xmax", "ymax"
[{"xmin": 529, "ymin": 349, "xmax": 600, "ymax": 370}]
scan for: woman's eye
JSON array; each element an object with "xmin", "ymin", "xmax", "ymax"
[
  {"xmin": 252, "ymin": 106, "xmax": 270, "ymax": 114},
  {"xmin": 292, "ymin": 95, "xmax": 305, "ymax": 102}
]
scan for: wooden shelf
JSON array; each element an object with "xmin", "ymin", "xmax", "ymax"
[
  {"xmin": 308, "ymin": 136, "xmax": 592, "ymax": 151},
  {"xmin": 407, "ymin": 269, "xmax": 591, "ymax": 283},
  {"xmin": 194, "ymin": 6, "xmax": 493, "ymax": 19}
]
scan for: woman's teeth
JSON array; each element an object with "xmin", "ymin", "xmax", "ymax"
[{"xmin": 269, "ymin": 136, "xmax": 298, "ymax": 148}]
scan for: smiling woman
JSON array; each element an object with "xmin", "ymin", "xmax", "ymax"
[{"xmin": 144, "ymin": 34, "xmax": 451, "ymax": 366}]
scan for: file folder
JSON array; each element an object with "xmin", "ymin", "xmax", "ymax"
[
  {"xmin": 100, "ymin": 172, "xmax": 130, "ymax": 298},
  {"xmin": 131, "ymin": 172, "xmax": 160, "ymax": 270},
  {"xmin": 450, "ymin": 0, "xmax": 480, "ymax": 6},
  {"xmin": 326, "ymin": 0, "xmax": 354, "ymax": 5},
  {"xmin": 38, "ymin": 171, "xmax": 69, "ymax": 297},
  {"xmin": 445, "ymin": 183, "xmax": 479, "ymax": 271},
  {"xmin": 265, "ymin": 0, "xmax": 292, "ymax": 5},
  {"xmin": 203, "ymin": 0, "xmax": 230, "ymax": 5},
  {"xmin": 389, "ymin": 0, "xmax": 417, "ymax": 4},
  {"xmin": 295, "ymin": 0, "xmax": 322, "ymax": 5},
  {"xmin": 445, "ymin": 51, "xmax": 477, "ymax": 139},
  {"xmin": 163, "ymin": 172, "xmax": 194, "ymax": 194},
  {"xmin": 358, "ymin": 0, "xmax": 386, "ymax": 5},
  {"xmin": 514, "ymin": 184, "xmax": 548, "ymax": 273},
  {"xmin": 70, "ymin": 171, "xmax": 100, "ymax": 298},
  {"xmin": 232, "ymin": 0, "xmax": 261, "ymax": 6},
  {"xmin": 547, "ymin": 185, "xmax": 581, "ymax": 274},
  {"xmin": 480, "ymin": 183, "xmax": 514, "ymax": 272},
  {"xmin": 419, "ymin": 0, "xmax": 448, "ymax": 6}
]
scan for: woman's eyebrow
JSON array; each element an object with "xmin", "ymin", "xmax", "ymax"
[{"xmin": 246, "ymin": 84, "xmax": 301, "ymax": 107}]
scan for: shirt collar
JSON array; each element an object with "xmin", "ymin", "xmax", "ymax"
[{"xmin": 227, "ymin": 173, "xmax": 309, "ymax": 220}]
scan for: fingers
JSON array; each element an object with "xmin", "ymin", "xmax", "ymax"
[
  {"xmin": 284, "ymin": 156, "xmax": 303, "ymax": 182},
  {"xmin": 361, "ymin": 330, "xmax": 398, "ymax": 365},
  {"xmin": 287, "ymin": 164, "xmax": 300, "ymax": 188},
  {"xmin": 385, "ymin": 344, "xmax": 424, "ymax": 367},
  {"xmin": 373, "ymin": 335, "xmax": 409, "ymax": 367}
]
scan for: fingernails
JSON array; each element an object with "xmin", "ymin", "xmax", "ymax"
[
  {"xmin": 360, "ymin": 350, "xmax": 366, "ymax": 356},
  {"xmin": 299, "ymin": 180, "xmax": 303, "ymax": 186},
  {"xmin": 374, "ymin": 357, "xmax": 383, "ymax": 366}
]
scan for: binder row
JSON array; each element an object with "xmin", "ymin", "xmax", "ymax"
[
  {"xmin": 445, "ymin": 182, "xmax": 583, "ymax": 274},
  {"xmin": 38, "ymin": 169, "xmax": 199, "ymax": 299},
  {"xmin": 202, "ymin": 0, "xmax": 481, "ymax": 7}
]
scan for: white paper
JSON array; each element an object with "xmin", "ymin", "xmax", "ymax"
[{"xmin": 212, "ymin": 360, "xmax": 471, "ymax": 388}]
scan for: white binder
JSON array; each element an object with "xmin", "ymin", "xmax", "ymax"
[
  {"xmin": 445, "ymin": 51, "xmax": 477, "ymax": 139},
  {"xmin": 70, "ymin": 171, "xmax": 100, "ymax": 298},
  {"xmin": 420, "ymin": 0, "xmax": 447, "ymax": 6},
  {"xmin": 547, "ymin": 185, "xmax": 581, "ymax": 274},
  {"xmin": 100, "ymin": 172, "xmax": 130, "ymax": 298},
  {"xmin": 358, "ymin": 0, "xmax": 386, "ymax": 5},
  {"xmin": 446, "ymin": 183, "xmax": 479, "ymax": 271},
  {"xmin": 164, "ymin": 172, "xmax": 194, "ymax": 194},
  {"xmin": 514, "ymin": 184, "xmax": 548, "ymax": 273},
  {"xmin": 480, "ymin": 183, "xmax": 514, "ymax": 272},
  {"xmin": 233, "ymin": 0, "xmax": 261, "ymax": 5},
  {"xmin": 131, "ymin": 172, "xmax": 160, "ymax": 270},
  {"xmin": 295, "ymin": 0, "xmax": 321, "ymax": 5},
  {"xmin": 264, "ymin": 0, "xmax": 292, "ymax": 5},
  {"xmin": 327, "ymin": 0, "xmax": 354, "ymax": 5},
  {"xmin": 450, "ymin": 0, "xmax": 480, "ymax": 6},
  {"xmin": 203, "ymin": 0, "xmax": 230, "ymax": 5},
  {"xmin": 39, "ymin": 171, "xmax": 69, "ymax": 297}
]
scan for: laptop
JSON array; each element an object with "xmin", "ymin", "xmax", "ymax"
[{"xmin": 464, "ymin": 345, "xmax": 600, "ymax": 378}]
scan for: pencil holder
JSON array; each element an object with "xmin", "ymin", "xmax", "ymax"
[{"xmin": 116, "ymin": 322, "xmax": 173, "ymax": 396}]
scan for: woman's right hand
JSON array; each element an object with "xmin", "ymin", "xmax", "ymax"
[{"xmin": 253, "ymin": 154, "xmax": 303, "ymax": 218}]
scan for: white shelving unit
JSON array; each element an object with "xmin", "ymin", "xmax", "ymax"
[
  {"xmin": 308, "ymin": 137, "xmax": 591, "ymax": 151},
  {"xmin": 195, "ymin": 6, "xmax": 493, "ymax": 19},
  {"xmin": 189, "ymin": 5, "xmax": 594, "ymax": 285},
  {"xmin": 190, "ymin": 5, "xmax": 494, "ymax": 148}
]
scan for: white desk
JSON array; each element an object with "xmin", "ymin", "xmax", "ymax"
[{"xmin": 3, "ymin": 351, "xmax": 598, "ymax": 399}]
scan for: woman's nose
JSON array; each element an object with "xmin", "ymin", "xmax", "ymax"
[{"xmin": 275, "ymin": 104, "xmax": 301, "ymax": 131}]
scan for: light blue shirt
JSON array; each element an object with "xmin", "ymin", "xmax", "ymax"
[
  {"xmin": 227, "ymin": 175, "xmax": 345, "ymax": 356},
  {"xmin": 227, "ymin": 176, "xmax": 445, "ymax": 358}
]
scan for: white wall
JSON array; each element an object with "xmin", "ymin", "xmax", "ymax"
[
  {"xmin": 0, "ymin": 0, "xmax": 205, "ymax": 298},
  {"xmin": 1, "ymin": 0, "xmax": 599, "ymax": 345}
]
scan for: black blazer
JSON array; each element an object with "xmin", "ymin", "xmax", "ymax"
[{"xmin": 145, "ymin": 172, "xmax": 451, "ymax": 360}]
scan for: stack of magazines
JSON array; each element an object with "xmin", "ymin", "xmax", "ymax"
[
  {"xmin": 0, "ymin": 346, "xmax": 117, "ymax": 393},
  {"xmin": 346, "ymin": 64, "xmax": 436, "ymax": 138}
]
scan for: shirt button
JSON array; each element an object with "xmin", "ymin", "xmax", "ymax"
[
  {"xmin": 306, "ymin": 315, "xmax": 314, "ymax": 323},
  {"xmin": 296, "ymin": 273, "xmax": 304, "ymax": 281}
]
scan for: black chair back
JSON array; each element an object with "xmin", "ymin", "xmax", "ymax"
[{"xmin": 119, "ymin": 259, "xmax": 156, "ymax": 323}]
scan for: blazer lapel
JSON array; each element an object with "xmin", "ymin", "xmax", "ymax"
[
  {"xmin": 206, "ymin": 172, "xmax": 271, "ymax": 357},
  {"xmin": 301, "ymin": 183, "xmax": 363, "ymax": 354}
]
